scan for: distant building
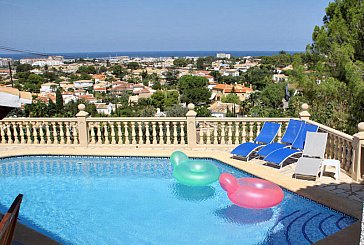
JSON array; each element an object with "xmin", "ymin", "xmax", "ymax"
[
  {"xmin": 209, "ymin": 101, "xmax": 240, "ymax": 118},
  {"xmin": 95, "ymin": 103, "xmax": 115, "ymax": 115},
  {"xmin": 211, "ymin": 83, "xmax": 253, "ymax": 101},
  {"xmin": 40, "ymin": 82, "xmax": 59, "ymax": 93},
  {"xmin": 0, "ymin": 58, "xmax": 13, "ymax": 67},
  {"xmin": 216, "ymin": 53, "xmax": 231, "ymax": 59},
  {"xmin": 273, "ymin": 74, "xmax": 289, "ymax": 82},
  {"xmin": 73, "ymin": 80, "xmax": 94, "ymax": 89}
]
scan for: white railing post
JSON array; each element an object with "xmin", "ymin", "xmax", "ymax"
[
  {"xmin": 186, "ymin": 103, "xmax": 197, "ymax": 147},
  {"xmin": 76, "ymin": 104, "xmax": 89, "ymax": 147},
  {"xmin": 299, "ymin": 103, "xmax": 310, "ymax": 121},
  {"xmin": 350, "ymin": 122, "xmax": 364, "ymax": 181}
]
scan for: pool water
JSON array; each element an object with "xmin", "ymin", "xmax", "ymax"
[{"xmin": 0, "ymin": 156, "xmax": 357, "ymax": 244}]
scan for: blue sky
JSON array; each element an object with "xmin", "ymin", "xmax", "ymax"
[{"xmin": 0, "ymin": 0, "xmax": 331, "ymax": 52}]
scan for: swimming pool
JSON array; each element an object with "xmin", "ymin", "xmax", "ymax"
[{"xmin": 0, "ymin": 155, "xmax": 357, "ymax": 244}]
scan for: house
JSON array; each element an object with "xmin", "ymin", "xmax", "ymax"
[
  {"xmin": 40, "ymin": 82, "xmax": 59, "ymax": 93},
  {"xmin": 222, "ymin": 69, "xmax": 239, "ymax": 77},
  {"xmin": 73, "ymin": 80, "xmax": 94, "ymax": 89},
  {"xmin": 92, "ymin": 74, "xmax": 106, "ymax": 83},
  {"xmin": 95, "ymin": 103, "xmax": 115, "ymax": 115},
  {"xmin": 209, "ymin": 101, "xmax": 240, "ymax": 118},
  {"xmin": 273, "ymin": 74, "xmax": 289, "ymax": 82},
  {"xmin": 78, "ymin": 94, "xmax": 97, "ymax": 104},
  {"xmin": 61, "ymin": 92, "xmax": 76, "ymax": 104},
  {"xmin": 211, "ymin": 83, "xmax": 253, "ymax": 101}
]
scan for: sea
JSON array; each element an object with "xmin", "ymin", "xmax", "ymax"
[{"xmin": 0, "ymin": 50, "xmax": 301, "ymax": 60}]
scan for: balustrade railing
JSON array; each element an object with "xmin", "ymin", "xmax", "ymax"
[
  {"xmin": 0, "ymin": 103, "xmax": 363, "ymax": 181},
  {"xmin": 86, "ymin": 118, "xmax": 187, "ymax": 145},
  {"xmin": 195, "ymin": 118, "xmax": 292, "ymax": 145},
  {"xmin": 0, "ymin": 118, "xmax": 78, "ymax": 145}
]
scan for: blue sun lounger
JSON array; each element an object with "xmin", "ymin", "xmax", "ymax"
[
  {"xmin": 255, "ymin": 119, "xmax": 305, "ymax": 158},
  {"xmin": 263, "ymin": 123, "xmax": 319, "ymax": 168},
  {"xmin": 231, "ymin": 122, "xmax": 281, "ymax": 160}
]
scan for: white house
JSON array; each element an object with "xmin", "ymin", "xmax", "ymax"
[
  {"xmin": 95, "ymin": 103, "xmax": 115, "ymax": 115},
  {"xmin": 40, "ymin": 82, "xmax": 59, "ymax": 93},
  {"xmin": 73, "ymin": 80, "xmax": 94, "ymax": 89}
]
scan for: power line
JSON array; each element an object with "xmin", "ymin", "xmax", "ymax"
[{"xmin": 0, "ymin": 45, "xmax": 78, "ymax": 59}]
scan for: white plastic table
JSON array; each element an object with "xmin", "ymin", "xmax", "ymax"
[{"xmin": 320, "ymin": 159, "xmax": 341, "ymax": 181}]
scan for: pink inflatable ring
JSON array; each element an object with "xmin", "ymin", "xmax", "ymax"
[{"xmin": 219, "ymin": 173, "xmax": 284, "ymax": 209}]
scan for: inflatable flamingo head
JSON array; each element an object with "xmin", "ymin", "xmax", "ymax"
[{"xmin": 219, "ymin": 173, "xmax": 239, "ymax": 194}]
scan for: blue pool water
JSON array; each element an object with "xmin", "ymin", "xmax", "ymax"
[{"xmin": 0, "ymin": 156, "xmax": 356, "ymax": 244}]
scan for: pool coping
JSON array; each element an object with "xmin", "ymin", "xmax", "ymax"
[{"xmin": 0, "ymin": 145, "xmax": 362, "ymax": 244}]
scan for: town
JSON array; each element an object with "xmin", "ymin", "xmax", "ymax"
[{"xmin": 0, "ymin": 52, "xmax": 292, "ymax": 118}]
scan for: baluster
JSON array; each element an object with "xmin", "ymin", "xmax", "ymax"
[
  {"xmin": 206, "ymin": 123, "xmax": 211, "ymax": 145},
  {"xmin": 19, "ymin": 122, "xmax": 25, "ymax": 144},
  {"xmin": 51, "ymin": 122, "xmax": 58, "ymax": 144},
  {"xmin": 72, "ymin": 122, "xmax": 78, "ymax": 144},
  {"xmin": 59, "ymin": 123, "xmax": 64, "ymax": 144},
  {"xmin": 26, "ymin": 122, "xmax": 31, "ymax": 144},
  {"xmin": 97, "ymin": 122, "xmax": 102, "ymax": 145},
  {"xmin": 221, "ymin": 122, "xmax": 226, "ymax": 144},
  {"xmin": 39, "ymin": 123, "xmax": 45, "ymax": 144},
  {"xmin": 227, "ymin": 122, "xmax": 233, "ymax": 144},
  {"xmin": 249, "ymin": 122, "xmax": 254, "ymax": 142},
  {"xmin": 66, "ymin": 122, "xmax": 71, "ymax": 144},
  {"xmin": 138, "ymin": 122, "xmax": 143, "ymax": 144},
  {"xmin": 159, "ymin": 122, "xmax": 164, "ymax": 144},
  {"xmin": 152, "ymin": 122, "xmax": 157, "ymax": 145},
  {"xmin": 124, "ymin": 122, "xmax": 130, "ymax": 144},
  {"xmin": 173, "ymin": 122, "xmax": 178, "ymax": 145},
  {"xmin": 145, "ymin": 122, "xmax": 151, "ymax": 145},
  {"xmin": 110, "ymin": 122, "xmax": 116, "ymax": 145},
  {"xmin": 104, "ymin": 123, "xmax": 110, "ymax": 144},
  {"xmin": 12, "ymin": 122, "xmax": 19, "ymax": 144},
  {"xmin": 256, "ymin": 122, "xmax": 261, "ymax": 138},
  {"xmin": 166, "ymin": 122, "xmax": 171, "ymax": 145},
  {"xmin": 345, "ymin": 142, "xmax": 352, "ymax": 171},
  {"xmin": 90, "ymin": 123, "xmax": 96, "ymax": 144},
  {"xmin": 117, "ymin": 122, "xmax": 122, "ymax": 144},
  {"xmin": 213, "ymin": 122, "xmax": 219, "ymax": 145},
  {"xmin": 277, "ymin": 122, "xmax": 283, "ymax": 142},
  {"xmin": 337, "ymin": 137, "xmax": 343, "ymax": 163},
  {"xmin": 199, "ymin": 122, "xmax": 204, "ymax": 145},
  {"xmin": 0, "ymin": 122, "xmax": 5, "ymax": 144},
  {"xmin": 180, "ymin": 122, "xmax": 186, "ymax": 145},
  {"xmin": 131, "ymin": 122, "xmax": 137, "ymax": 145},
  {"xmin": 241, "ymin": 122, "xmax": 246, "ymax": 143},
  {"xmin": 341, "ymin": 139, "xmax": 347, "ymax": 168},
  {"xmin": 330, "ymin": 135, "xmax": 336, "ymax": 159},
  {"xmin": 33, "ymin": 122, "xmax": 39, "ymax": 144},
  {"xmin": 234, "ymin": 122, "xmax": 240, "ymax": 144}
]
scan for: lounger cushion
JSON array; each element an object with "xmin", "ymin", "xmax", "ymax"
[
  {"xmin": 294, "ymin": 158, "xmax": 323, "ymax": 177},
  {"xmin": 264, "ymin": 148, "xmax": 301, "ymax": 165},
  {"xmin": 231, "ymin": 142, "xmax": 262, "ymax": 157},
  {"xmin": 256, "ymin": 142, "xmax": 288, "ymax": 157}
]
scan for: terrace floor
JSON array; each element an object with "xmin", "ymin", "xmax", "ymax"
[{"xmin": 0, "ymin": 145, "xmax": 362, "ymax": 244}]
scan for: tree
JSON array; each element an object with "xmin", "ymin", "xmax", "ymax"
[
  {"xmin": 127, "ymin": 62, "xmax": 140, "ymax": 70},
  {"xmin": 178, "ymin": 76, "xmax": 211, "ymax": 105},
  {"xmin": 16, "ymin": 64, "xmax": 32, "ymax": 73},
  {"xmin": 221, "ymin": 93, "xmax": 240, "ymax": 104},
  {"xmin": 77, "ymin": 65, "xmax": 97, "ymax": 74},
  {"xmin": 173, "ymin": 58, "xmax": 189, "ymax": 67},
  {"xmin": 55, "ymin": 89, "xmax": 64, "ymax": 114},
  {"xmin": 209, "ymin": 71, "xmax": 221, "ymax": 81},
  {"xmin": 111, "ymin": 65, "xmax": 127, "ymax": 79}
]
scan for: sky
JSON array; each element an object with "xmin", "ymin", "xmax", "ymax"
[{"xmin": 0, "ymin": 0, "xmax": 332, "ymax": 52}]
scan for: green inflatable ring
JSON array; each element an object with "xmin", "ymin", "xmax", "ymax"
[{"xmin": 173, "ymin": 159, "xmax": 220, "ymax": 186}]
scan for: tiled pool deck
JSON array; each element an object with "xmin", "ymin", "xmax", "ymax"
[{"xmin": 0, "ymin": 145, "xmax": 362, "ymax": 244}]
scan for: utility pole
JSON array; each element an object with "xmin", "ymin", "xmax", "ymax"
[{"xmin": 8, "ymin": 61, "xmax": 13, "ymax": 88}]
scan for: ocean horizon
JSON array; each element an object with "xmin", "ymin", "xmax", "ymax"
[{"xmin": 0, "ymin": 50, "xmax": 302, "ymax": 60}]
